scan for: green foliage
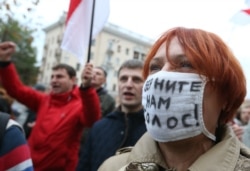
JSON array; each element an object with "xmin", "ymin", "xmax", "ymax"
[{"xmin": 0, "ymin": 0, "xmax": 40, "ymax": 85}]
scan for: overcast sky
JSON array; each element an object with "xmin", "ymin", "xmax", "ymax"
[{"xmin": 36, "ymin": 0, "xmax": 250, "ymax": 98}]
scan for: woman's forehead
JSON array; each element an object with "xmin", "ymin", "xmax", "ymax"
[{"xmin": 152, "ymin": 38, "xmax": 185, "ymax": 61}]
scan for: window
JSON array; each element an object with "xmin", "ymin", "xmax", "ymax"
[
  {"xmin": 116, "ymin": 57, "xmax": 120, "ymax": 65},
  {"xmin": 90, "ymin": 52, "xmax": 94, "ymax": 59},
  {"xmin": 76, "ymin": 63, "xmax": 81, "ymax": 71},
  {"xmin": 112, "ymin": 84, "xmax": 116, "ymax": 91},
  {"xmin": 133, "ymin": 51, "xmax": 139, "ymax": 59},
  {"xmin": 57, "ymin": 35, "xmax": 62, "ymax": 44},
  {"xmin": 91, "ymin": 39, "xmax": 96, "ymax": 46},
  {"xmin": 117, "ymin": 45, "xmax": 121, "ymax": 53},
  {"xmin": 126, "ymin": 48, "xmax": 129, "ymax": 55},
  {"xmin": 114, "ymin": 71, "xmax": 118, "ymax": 77},
  {"xmin": 141, "ymin": 53, "xmax": 146, "ymax": 61}
]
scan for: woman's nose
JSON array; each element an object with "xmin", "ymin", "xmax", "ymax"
[{"xmin": 161, "ymin": 63, "xmax": 174, "ymax": 71}]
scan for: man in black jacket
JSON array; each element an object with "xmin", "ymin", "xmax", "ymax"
[
  {"xmin": 82, "ymin": 66, "xmax": 115, "ymax": 117},
  {"xmin": 92, "ymin": 66, "xmax": 115, "ymax": 117},
  {"xmin": 77, "ymin": 59, "xmax": 146, "ymax": 171},
  {"xmin": 79, "ymin": 66, "xmax": 116, "ymax": 148}
]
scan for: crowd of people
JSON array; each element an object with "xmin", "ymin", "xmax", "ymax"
[{"xmin": 0, "ymin": 26, "xmax": 250, "ymax": 171}]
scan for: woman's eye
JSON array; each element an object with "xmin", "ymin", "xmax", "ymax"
[
  {"xmin": 179, "ymin": 61, "xmax": 193, "ymax": 68},
  {"xmin": 149, "ymin": 64, "xmax": 161, "ymax": 74}
]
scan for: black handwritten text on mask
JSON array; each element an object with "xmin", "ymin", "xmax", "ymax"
[{"xmin": 144, "ymin": 77, "xmax": 202, "ymax": 129}]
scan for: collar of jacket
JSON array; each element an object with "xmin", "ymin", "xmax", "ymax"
[
  {"xmin": 49, "ymin": 86, "xmax": 79, "ymax": 106},
  {"xmin": 96, "ymin": 87, "xmax": 107, "ymax": 96},
  {"xmin": 106, "ymin": 106, "xmax": 144, "ymax": 118},
  {"xmin": 126, "ymin": 126, "xmax": 250, "ymax": 171}
]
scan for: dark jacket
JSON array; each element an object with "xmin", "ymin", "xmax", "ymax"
[
  {"xmin": 97, "ymin": 87, "xmax": 115, "ymax": 117},
  {"xmin": 79, "ymin": 87, "xmax": 116, "ymax": 147},
  {"xmin": 76, "ymin": 107, "xmax": 146, "ymax": 171}
]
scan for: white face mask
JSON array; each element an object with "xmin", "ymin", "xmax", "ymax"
[{"xmin": 142, "ymin": 71, "xmax": 216, "ymax": 142}]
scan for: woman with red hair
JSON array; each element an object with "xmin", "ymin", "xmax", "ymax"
[{"xmin": 98, "ymin": 27, "xmax": 250, "ymax": 171}]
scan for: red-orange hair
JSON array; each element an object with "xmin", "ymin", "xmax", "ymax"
[{"xmin": 143, "ymin": 27, "xmax": 246, "ymax": 123}]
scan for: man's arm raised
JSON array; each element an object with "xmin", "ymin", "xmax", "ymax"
[
  {"xmin": 0, "ymin": 41, "xmax": 16, "ymax": 61},
  {"xmin": 0, "ymin": 41, "xmax": 43, "ymax": 111},
  {"xmin": 79, "ymin": 63, "xmax": 101, "ymax": 127}
]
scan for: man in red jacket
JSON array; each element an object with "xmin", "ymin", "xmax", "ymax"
[{"xmin": 0, "ymin": 41, "xmax": 101, "ymax": 171}]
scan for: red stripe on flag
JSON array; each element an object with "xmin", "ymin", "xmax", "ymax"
[
  {"xmin": 243, "ymin": 9, "xmax": 250, "ymax": 15},
  {"xmin": 231, "ymin": 8, "xmax": 250, "ymax": 26},
  {"xmin": 0, "ymin": 144, "xmax": 31, "ymax": 170},
  {"xmin": 66, "ymin": 0, "xmax": 81, "ymax": 23}
]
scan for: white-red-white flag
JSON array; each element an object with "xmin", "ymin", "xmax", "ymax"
[
  {"xmin": 61, "ymin": 0, "xmax": 110, "ymax": 62},
  {"xmin": 230, "ymin": 9, "xmax": 250, "ymax": 26}
]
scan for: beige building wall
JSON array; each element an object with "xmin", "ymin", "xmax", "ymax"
[{"xmin": 37, "ymin": 14, "xmax": 154, "ymax": 98}]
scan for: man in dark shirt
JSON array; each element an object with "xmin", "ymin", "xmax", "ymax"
[{"xmin": 77, "ymin": 59, "xmax": 146, "ymax": 171}]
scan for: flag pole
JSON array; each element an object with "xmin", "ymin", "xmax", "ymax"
[{"xmin": 86, "ymin": 0, "xmax": 96, "ymax": 63}]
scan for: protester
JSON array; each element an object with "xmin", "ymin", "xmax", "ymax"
[
  {"xmin": 79, "ymin": 65, "xmax": 116, "ymax": 158},
  {"xmin": 237, "ymin": 103, "xmax": 250, "ymax": 126},
  {"xmin": 0, "ymin": 87, "xmax": 13, "ymax": 115},
  {"xmin": 230, "ymin": 122, "xmax": 244, "ymax": 141},
  {"xmin": 77, "ymin": 59, "xmax": 146, "ymax": 171},
  {"xmin": 0, "ymin": 41, "xmax": 101, "ymax": 171},
  {"xmin": 228, "ymin": 102, "xmax": 250, "ymax": 144},
  {"xmin": 98, "ymin": 27, "xmax": 250, "ymax": 171},
  {"xmin": 90, "ymin": 66, "xmax": 115, "ymax": 117},
  {"xmin": 241, "ymin": 103, "xmax": 250, "ymax": 147},
  {"xmin": 0, "ymin": 96, "xmax": 33, "ymax": 171}
]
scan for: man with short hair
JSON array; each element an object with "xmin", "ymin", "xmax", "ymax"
[
  {"xmin": 78, "ymin": 66, "xmax": 116, "ymax": 158},
  {"xmin": 0, "ymin": 41, "xmax": 101, "ymax": 171},
  {"xmin": 76, "ymin": 59, "xmax": 146, "ymax": 171},
  {"xmin": 88, "ymin": 66, "xmax": 115, "ymax": 117}
]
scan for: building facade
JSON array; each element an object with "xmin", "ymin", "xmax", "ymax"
[{"xmin": 37, "ymin": 14, "xmax": 154, "ymax": 98}]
